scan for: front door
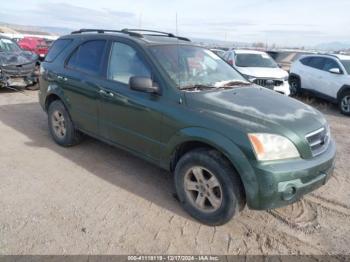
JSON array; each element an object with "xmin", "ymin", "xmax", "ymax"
[{"xmin": 99, "ymin": 41, "xmax": 162, "ymax": 161}]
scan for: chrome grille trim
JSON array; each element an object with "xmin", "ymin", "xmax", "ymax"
[
  {"xmin": 305, "ymin": 126, "xmax": 330, "ymax": 157},
  {"xmin": 253, "ymin": 78, "xmax": 284, "ymax": 89}
]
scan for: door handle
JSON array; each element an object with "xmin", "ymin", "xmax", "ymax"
[
  {"xmin": 57, "ymin": 75, "xmax": 67, "ymax": 81},
  {"xmin": 99, "ymin": 89, "xmax": 107, "ymax": 95},
  {"xmin": 99, "ymin": 89, "xmax": 114, "ymax": 97}
]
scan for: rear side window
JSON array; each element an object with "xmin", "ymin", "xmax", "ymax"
[
  {"xmin": 67, "ymin": 40, "xmax": 106, "ymax": 75},
  {"xmin": 307, "ymin": 57, "xmax": 325, "ymax": 70},
  {"xmin": 45, "ymin": 39, "xmax": 72, "ymax": 62},
  {"xmin": 300, "ymin": 57, "xmax": 311, "ymax": 66}
]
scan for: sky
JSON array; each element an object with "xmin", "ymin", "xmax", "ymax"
[{"xmin": 1, "ymin": 0, "xmax": 349, "ymax": 47}]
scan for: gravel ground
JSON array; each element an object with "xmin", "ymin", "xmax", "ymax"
[{"xmin": 0, "ymin": 88, "xmax": 349, "ymax": 255}]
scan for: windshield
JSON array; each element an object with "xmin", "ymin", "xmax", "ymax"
[
  {"xmin": 341, "ymin": 60, "xmax": 350, "ymax": 74},
  {"xmin": 149, "ymin": 45, "xmax": 246, "ymax": 89},
  {"xmin": 235, "ymin": 53, "xmax": 278, "ymax": 68},
  {"xmin": 0, "ymin": 38, "xmax": 21, "ymax": 52}
]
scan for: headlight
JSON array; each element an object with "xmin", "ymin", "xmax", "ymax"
[
  {"xmin": 248, "ymin": 133, "xmax": 299, "ymax": 161},
  {"xmin": 242, "ymin": 74, "xmax": 256, "ymax": 82}
]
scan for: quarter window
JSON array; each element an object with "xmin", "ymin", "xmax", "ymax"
[
  {"xmin": 45, "ymin": 39, "xmax": 72, "ymax": 62},
  {"xmin": 107, "ymin": 42, "xmax": 151, "ymax": 84},
  {"xmin": 67, "ymin": 40, "xmax": 106, "ymax": 75}
]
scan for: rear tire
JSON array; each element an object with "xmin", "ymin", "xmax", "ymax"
[
  {"xmin": 339, "ymin": 90, "xmax": 350, "ymax": 116},
  {"xmin": 174, "ymin": 148, "xmax": 245, "ymax": 226},
  {"xmin": 25, "ymin": 83, "xmax": 39, "ymax": 91},
  {"xmin": 289, "ymin": 75, "xmax": 301, "ymax": 96},
  {"xmin": 48, "ymin": 100, "xmax": 83, "ymax": 146}
]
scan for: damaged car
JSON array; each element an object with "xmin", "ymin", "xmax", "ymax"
[{"xmin": 0, "ymin": 36, "xmax": 39, "ymax": 90}]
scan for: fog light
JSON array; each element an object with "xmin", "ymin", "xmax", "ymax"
[{"xmin": 282, "ymin": 185, "xmax": 296, "ymax": 200}]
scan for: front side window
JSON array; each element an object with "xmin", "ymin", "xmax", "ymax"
[
  {"xmin": 322, "ymin": 58, "xmax": 341, "ymax": 72},
  {"xmin": 67, "ymin": 40, "xmax": 106, "ymax": 75},
  {"xmin": 235, "ymin": 53, "xmax": 278, "ymax": 68},
  {"xmin": 340, "ymin": 60, "xmax": 350, "ymax": 74},
  {"xmin": 149, "ymin": 45, "xmax": 245, "ymax": 89},
  {"xmin": 0, "ymin": 38, "xmax": 21, "ymax": 52},
  {"xmin": 107, "ymin": 42, "xmax": 151, "ymax": 84}
]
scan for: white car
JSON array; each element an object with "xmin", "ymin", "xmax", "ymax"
[
  {"xmin": 289, "ymin": 54, "xmax": 350, "ymax": 115},
  {"xmin": 223, "ymin": 49, "xmax": 290, "ymax": 95}
]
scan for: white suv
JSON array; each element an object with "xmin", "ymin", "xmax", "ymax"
[
  {"xmin": 223, "ymin": 49, "xmax": 290, "ymax": 95},
  {"xmin": 289, "ymin": 54, "xmax": 350, "ymax": 115}
]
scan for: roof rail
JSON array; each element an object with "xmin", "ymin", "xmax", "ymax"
[
  {"xmin": 71, "ymin": 29, "xmax": 143, "ymax": 37},
  {"xmin": 122, "ymin": 28, "xmax": 191, "ymax": 42},
  {"xmin": 70, "ymin": 28, "xmax": 191, "ymax": 42}
]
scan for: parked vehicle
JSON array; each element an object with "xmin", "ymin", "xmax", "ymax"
[
  {"xmin": 18, "ymin": 37, "xmax": 49, "ymax": 60},
  {"xmin": 223, "ymin": 50, "xmax": 290, "ymax": 95},
  {"xmin": 39, "ymin": 29, "xmax": 336, "ymax": 225},
  {"xmin": 289, "ymin": 54, "xmax": 350, "ymax": 115},
  {"xmin": 267, "ymin": 50, "xmax": 313, "ymax": 72},
  {"xmin": 210, "ymin": 48, "xmax": 225, "ymax": 58},
  {"xmin": 0, "ymin": 36, "xmax": 39, "ymax": 90}
]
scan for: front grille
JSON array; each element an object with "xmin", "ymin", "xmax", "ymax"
[
  {"xmin": 1, "ymin": 62, "xmax": 36, "ymax": 77},
  {"xmin": 306, "ymin": 126, "xmax": 330, "ymax": 157},
  {"xmin": 253, "ymin": 78, "xmax": 284, "ymax": 89}
]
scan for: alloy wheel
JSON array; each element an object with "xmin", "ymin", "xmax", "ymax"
[
  {"xmin": 184, "ymin": 166, "xmax": 223, "ymax": 213},
  {"xmin": 341, "ymin": 95, "xmax": 350, "ymax": 113},
  {"xmin": 51, "ymin": 110, "xmax": 66, "ymax": 138}
]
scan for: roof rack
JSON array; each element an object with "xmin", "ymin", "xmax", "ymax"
[
  {"xmin": 122, "ymin": 29, "xmax": 191, "ymax": 42},
  {"xmin": 70, "ymin": 28, "xmax": 191, "ymax": 42},
  {"xmin": 71, "ymin": 29, "xmax": 142, "ymax": 37}
]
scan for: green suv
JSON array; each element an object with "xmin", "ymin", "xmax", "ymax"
[{"xmin": 39, "ymin": 29, "xmax": 336, "ymax": 225}]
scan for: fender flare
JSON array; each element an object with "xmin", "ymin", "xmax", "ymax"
[{"xmin": 163, "ymin": 127, "xmax": 259, "ymax": 206}]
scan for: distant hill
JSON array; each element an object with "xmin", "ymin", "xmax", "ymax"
[
  {"xmin": 0, "ymin": 21, "xmax": 72, "ymax": 36},
  {"xmin": 315, "ymin": 41, "xmax": 350, "ymax": 51}
]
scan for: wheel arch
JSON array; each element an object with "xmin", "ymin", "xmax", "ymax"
[
  {"xmin": 337, "ymin": 85, "xmax": 350, "ymax": 101},
  {"xmin": 44, "ymin": 85, "xmax": 68, "ymax": 112},
  {"xmin": 164, "ymin": 127, "xmax": 259, "ymax": 206}
]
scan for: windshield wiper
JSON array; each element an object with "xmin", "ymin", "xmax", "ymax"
[
  {"xmin": 180, "ymin": 84, "xmax": 215, "ymax": 91},
  {"xmin": 214, "ymin": 80, "xmax": 252, "ymax": 88}
]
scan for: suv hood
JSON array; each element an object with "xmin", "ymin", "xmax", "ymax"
[
  {"xmin": 235, "ymin": 66, "xmax": 288, "ymax": 79},
  {"xmin": 0, "ymin": 51, "xmax": 38, "ymax": 66},
  {"xmin": 185, "ymin": 86, "xmax": 326, "ymax": 138}
]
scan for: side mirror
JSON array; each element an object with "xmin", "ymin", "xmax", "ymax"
[
  {"xmin": 329, "ymin": 68, "xmax": 342, "ymax": 74},
  {"xmin": 129, "ymin": 76, "xmax": 159, "ymax": 94}
]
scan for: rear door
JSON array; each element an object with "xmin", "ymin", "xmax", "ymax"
[
  {"xmin": 302, "ymin": 57, "xmax": 325, "ymax": 92},
  {"xmin": 60, "ymin": 39, "xmax": 107, "ymax": 136},
  {"xmin": 98, "ymin": 40, "xmax": 162, "ymax": 161}
]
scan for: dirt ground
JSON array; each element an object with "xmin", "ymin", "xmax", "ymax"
[{"xmin": 0, "ymin": 88, "xmax": 349, "ymax": 255}]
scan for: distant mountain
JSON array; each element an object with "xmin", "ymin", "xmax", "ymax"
[
  {"xmin": 0, "ymin": 21, "xmax": 72, "ymax": 35},
  {"xmin": 315, "ymin": 41, "xmax": 350, "ymax": 51}
]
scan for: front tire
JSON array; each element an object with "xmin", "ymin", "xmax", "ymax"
[
  {"xmin": 339, "ymin": 91, "xmax": 350, "ymax": 116},
  {"xmin": 48, "ymin": 100, "xmax": 83, "ymax": 146},
  {"xmin": 289, "ymin": 75, "xmax": 301, "ymax": 96},
  {"xmin": 174, "ymin": 148, "xmax": 244, "ymax": 226}
]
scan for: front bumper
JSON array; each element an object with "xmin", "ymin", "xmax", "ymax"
[
  {"xmin": 247, "ymin": 139, "xmax": 336, "ymax": 210},
  {"xmin": 273, "ymin": 81, "xmax": 290, "ymax": 96},
  {"xmin": 0, "ymin": 66, "xmax": 38, "ymax": 88}
]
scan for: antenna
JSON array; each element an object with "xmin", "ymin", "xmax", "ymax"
[{"xmin": 175, "ymin": 12, "xmax": 178, "ymax": 35}]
